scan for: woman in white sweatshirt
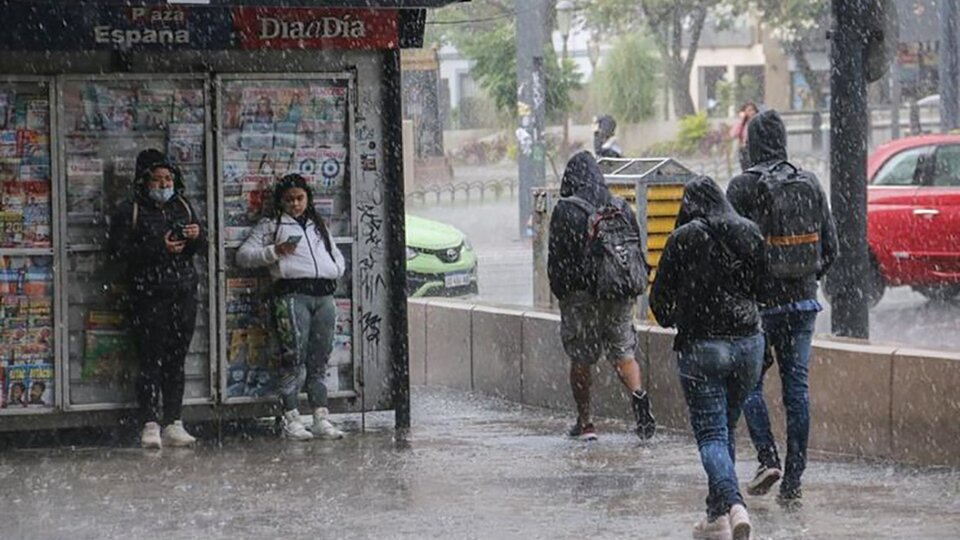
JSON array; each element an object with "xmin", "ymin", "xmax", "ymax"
[{"xmin": 236, "ymin": 174, "xmax": 346, "ymax": 441}]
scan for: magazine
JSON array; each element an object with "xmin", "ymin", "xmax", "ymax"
[
  {"xmin": 67, "ymin": 157, "xmax": 104, "ymax": 216},
  {"xmin": 167, "ymin": 123, "xmax": 204, "ymax": 164},
  {"xmin": 135, "ymin": 88, "xmax": 173, "ymax": 131},
  {"xmin": 173, "ymin": 89, "xmax": 205, "ymax": 123},
  {"xmin": 4, "ymin": 363, "xmax": 28, "ymax": 408},
  {"xmin": 25, "ymin": 363, "xmax": 53, "ymax": 407},
  {"xmin": 83, "ymin": 329, "xmax": 134, "ymax": 380}
]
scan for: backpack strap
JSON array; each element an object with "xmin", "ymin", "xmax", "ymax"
[
  {"xmin": 561, "ymin": 195, "xmax": 596, "ymax": 215},
  {"xmin": 131, "ymin": 201, "xmax": 139, "ymax": 230}
]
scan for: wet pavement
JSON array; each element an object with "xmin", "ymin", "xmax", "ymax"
[{"xmin": 2, "ymin": 386, "xmax": 958, "ymax": 540}]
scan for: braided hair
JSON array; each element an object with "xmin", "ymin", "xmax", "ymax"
[{"xmin": 273, "ymin": 173, "xmax": 333, "ymax": 255}]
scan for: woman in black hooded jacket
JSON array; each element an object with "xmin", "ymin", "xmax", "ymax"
[
  {"xmin": 109, "ymin": 149, "xmax": 206, "ymax": 449},
  {"xmin": 649, "ymin": 176, "xmax": 764, "ymax": 540}
]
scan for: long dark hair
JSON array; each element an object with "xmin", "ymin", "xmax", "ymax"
[{"xmin": 273, "ymin": 173, "xmax": 332, "ymax": 254}]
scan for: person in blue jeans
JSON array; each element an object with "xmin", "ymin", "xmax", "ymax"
[
  {"xmin": 727, "ymin": 110, "xmax": 838, "ymax": 505},
  {"xmin": 651, "ymin": 176, "xmax": 766, "ymax": 540}
]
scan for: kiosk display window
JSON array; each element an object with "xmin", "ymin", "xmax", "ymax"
[
  {"xmin": 219, "ymin": 76, "xmax": 356, "ymax": 400},
  {"xmin": 0, "ymin": 80, "xmax": 54, "ymax": 412},
  {"xmin": 59, "ymin": 77, "xmax": 212, "ymax": 408}
]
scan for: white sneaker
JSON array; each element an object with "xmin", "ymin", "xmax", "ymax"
[
  {"xmin": 729, "ymin": 504, "xmax": 751, "ymax": 540},
  {"xmin": 162, "ymin": 420, "xmax": 197, "ymax": 447},
  {"xmin": 692, "ymin": 513, "xmax": 732, "ymax": 540},
  {"xmin": 141, "ymin": 422, "xmax": 162, "ymax": 449},
  {"xmin": 282, "ymin": 410, "xmax": 313, "ymax": 441},
  {"xmin": 311, "ymin": 407, "xmax": 345, "ymax": 440}
]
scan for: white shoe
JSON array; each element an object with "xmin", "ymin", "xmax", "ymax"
[
  {"xmin": 312, "ymin": 407, "xmax": 345, "ymax": 440},
  {"xmin": 729, "ymin": 504, "xmax": 751, "ymax": 540},
  {"xmin": 162, "ymin": 420, "xmax": 197, "ymax": 447},
  {"xmin": 693, "ymin": 513, "xmax": 732, "ymax": 540},
  {"xmin": 141, "ymin": 422, "xmax": 162, "ymax": 449},
  {"xmin": 282, "ymin": 410, "xmax": 313, "ymax": 441}
]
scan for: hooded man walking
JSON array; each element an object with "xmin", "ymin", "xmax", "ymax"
[
  {"xmin": 726, "ymin": 110, "xmax": 838, "ymax": 507},
  {"xmin": 650, "ymin": 176, "xmax": 765, "ymax": 540},
  {"xmin": 548, "ymin": 151, "xmax": 655, "ymax": 441}
]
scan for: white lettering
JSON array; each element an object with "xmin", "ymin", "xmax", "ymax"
[
  {"xmin": 255, "ymin": 15, "xmax": 368, "ymax": 41},
  {"xmin": 260, "ymin": 17, "xmax": 280, "ymax": 39},
  {"xmin": 131, "ymin": 7, "xmax": 146, "ymax": 21},
  {"xmin": 94, "ymin": 26, "xmax": 110, "ymax": 43}
]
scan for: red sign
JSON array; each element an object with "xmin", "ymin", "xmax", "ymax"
[{"xmin": 233, "ymin": 8, "xmax": 399, "ymax": 50}]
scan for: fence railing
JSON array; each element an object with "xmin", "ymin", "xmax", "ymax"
[{"xmin": 406, "ymin": 178, "xmax": 519, "ymax": 206}]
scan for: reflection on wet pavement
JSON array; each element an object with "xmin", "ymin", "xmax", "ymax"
[{"xmin": 1, "ymin": 387, "xmax": 958, "ymax": 539}]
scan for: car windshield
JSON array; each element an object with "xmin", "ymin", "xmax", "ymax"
[{"xmin": 873, "ymin": 146, "xmax": 932, "ymax": 186}]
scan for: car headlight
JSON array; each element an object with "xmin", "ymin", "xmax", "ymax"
[
  {"xmin": 463, "ymin": 238, "xmax": 473, "ymax": 251},
  {"xmin": 405, "ymin": 246, "xmax": 418, "ymax": 260}
]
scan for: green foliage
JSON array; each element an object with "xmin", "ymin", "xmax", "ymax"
[
  {"xmin": 593, "ymin": 34, "xmax": 660, "ymax": 123},
  {"xmin": 677, "ymin": 113, "xmax": 711, "ymax": 154},
  {"xmin": 428, "ymin": 0, "xmax": 582, "ymax": 121}
]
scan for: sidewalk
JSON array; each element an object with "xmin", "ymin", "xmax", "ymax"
[{"xmin": 1, "ymin": 386, "xmax": 958, "ymax": 539}]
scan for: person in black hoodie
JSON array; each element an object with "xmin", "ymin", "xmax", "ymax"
[
  {"xmin": 109, "ymin": 149, "xmax": 206, "ymax": 449},
  {"xmin": 548, "ymin": 151, "xmax": 655, "ymax": 442},
  {"xmin": 726, "ymin": 110, "xmax": 837, "ymax": 506},
  {"xmin": 650, "ymin": 176, "xmax": 765, "ymax": 540}
]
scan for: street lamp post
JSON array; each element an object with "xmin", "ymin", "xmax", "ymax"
[{"xmin": 556, "ymin": 0, "xmax": 574, "ymax": 159}]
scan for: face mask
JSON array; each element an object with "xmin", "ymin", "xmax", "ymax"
[{"xmin": 149, "ymin": 187, "xmax": 175, "ymax": 204}]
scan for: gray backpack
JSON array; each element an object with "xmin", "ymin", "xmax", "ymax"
[{"xmin": 748, "ymin": 161, "xmax": 824, "ymax": 278}]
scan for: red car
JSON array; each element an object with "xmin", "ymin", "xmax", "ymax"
[{"xmin": 866, "ymin": 134, "xmax": 960, "ymax": 305}]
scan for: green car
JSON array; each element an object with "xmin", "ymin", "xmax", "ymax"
[{"xmin": 405, "ymin": 214, "xmax": 479, "ymax": 297}]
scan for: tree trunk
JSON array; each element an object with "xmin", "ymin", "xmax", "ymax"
[
  {"xmin": 789, "ymin": 41, "xmax": 825, "ymax": 110},
  {"xmin": 670, "ymin": 5, "xmax": 708, "ymax": 118}
]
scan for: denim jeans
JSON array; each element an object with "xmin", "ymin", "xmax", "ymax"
[
  {"xmin": 273, "ymin": 294, "xmax": 337, "ymax": 412},
  {"xmin": 677, "ymin": 333, "xmax": 764, "ymax": 519},
  {"xmin": 741, "ymin": 310, "xmax": 817, "ymax": 494}
]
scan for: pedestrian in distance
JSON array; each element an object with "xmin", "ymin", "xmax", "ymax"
[
  {"xmin": 109, "ymin": 149, "xmax": 205, "ymax": 449},
  {"xmin": 649, "ymin": 176, "xmax": 766, "ymax": 540},
  {"xmin": 236, "ymin": 173, "xmax": 347, "ymax": 441},
  {"xmin": 729, "ymin": 102, "xmax": 759, "ymax": 171},
  {"xmin": 593, "ymin": 114, "xmax": 623, "ymax": 159},
  {"xmin": 726, "ymin": 109, "xmax": 838, "ymax": 507},
  {"xmin": 547, "ymin": 150, "xmax": 656, "ymax": 442}
]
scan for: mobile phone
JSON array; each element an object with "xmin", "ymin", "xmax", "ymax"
[
  {"xmin": 170, "ymin": 222, "xmax": 187, "ymax": 241},
  {"xmin": 285, "ymin": 235, "xmax": 302, "ymax": 245}
]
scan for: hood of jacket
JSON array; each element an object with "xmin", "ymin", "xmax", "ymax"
[
  {"xmin": 675, "ymin": 176, "xmax": 735, "ymax": 227},
  {"xmin": 559, "ymin": 150, "xmax": 611, "ymax": 207},
  {"xmin": 747, "ymin": 109, "xmax": 788, "ymax": 167},
  {"xmin": 134, "ymin": 150, "xmax": 185, "ymax": 203}
]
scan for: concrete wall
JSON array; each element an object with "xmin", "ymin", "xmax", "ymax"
[{"xmin": 409, "ymin": 298, "xmax": 960, "ymax": 468}]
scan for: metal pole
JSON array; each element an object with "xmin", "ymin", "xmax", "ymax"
[
  {"xmin": 561, "ymin": 34, "xmax": 569, "ymax": 159},
  {"xmin": 940, "ymin": 0, "xmax": 960, "ymax": 132},
  {"xmin": 890, "ymin": 57, "xmax": 901, "ymax": 140},
  {"xmin": 516, "ymin": 0, "xmax": 547, "ymax": 237},
  {"xmin": 383, "ymin": 48, "xmax": 412, "ymax": 436},
  {"xmin": 830, "ymin": 0, "xmax": 870, "ymax": 339}
]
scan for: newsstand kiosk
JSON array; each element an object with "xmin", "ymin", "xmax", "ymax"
[{"xmin": 0, "ymin": 0, "xmax": 459, "ymax": 433}]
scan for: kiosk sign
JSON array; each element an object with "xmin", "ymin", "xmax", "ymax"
[{"xmin": 234, "ymin": 8, "xmax": 400, "ymax": 50}]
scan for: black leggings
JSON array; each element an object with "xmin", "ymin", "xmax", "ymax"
[{"xmin": 131, "ymin": 287, "xmax": 198, "ymax": 425}]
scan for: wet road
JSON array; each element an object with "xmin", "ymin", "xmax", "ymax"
[
  {"xmin": 415, "ymin": 200, "xmax": 960, "ymax": 351},
  {"xmin": 2, "ymin": 387, "xmax": 957, "ymax": 539}
]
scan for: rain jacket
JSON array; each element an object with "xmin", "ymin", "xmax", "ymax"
[
  {"xmin": 593, "ymin": 115, "xmax": 623, "ymax": 158},
  {"xmin": 650, "ymin": 176, "xmax": 765, "ymax": 351},
  {"xmin": 108, "ymin": 161, "xmax": 205, "ymax": 292},
  {"xmin": 726, "ymin": 110, "xmax": 838, "ymax": 309},
  {"xmin": 236, "ymin": 213, "xmax": 346, "ymax": 284},
  {"xmin": 548, "ymin": 151, "xmax": 638, "ymax": 299}
]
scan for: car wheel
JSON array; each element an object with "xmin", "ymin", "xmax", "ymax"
[
  {"xmin": 822, "ymin": 256, "xmax": 886, "ymax": 309},
  {"xmin": 913, "ymin": 284, "xmax": 960, "ymax": 301}
]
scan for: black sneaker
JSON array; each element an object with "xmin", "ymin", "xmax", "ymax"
[
  {"xmin": 746, "ymin": 464, "xmax": 782, "ymax": 496},
  {"xmin": 567, "ymin": 422, "xmax": 598, "ymax": 441},
  {"xmin": 776, "ymin": 486, "xmax": 803, "ymax": 510},
  {"xmin": 632, "ymin": 391, "xmax": 656, "ymax": 440}
]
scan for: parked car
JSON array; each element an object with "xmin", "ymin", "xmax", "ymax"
[
  {"xmin": 863, "ymin": 134, "xmax": 960, "ymax": 305},
  {"xmin": 405, "ymin": 214, "xmax": 479, "ymax": 297}
]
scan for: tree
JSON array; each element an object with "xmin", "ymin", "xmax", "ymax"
[
  {"xmin": 734, "ymin": 0, "xmax": 830, "ymax": 110},
  {"xmin": 427, "ymin": 1, "xmax": 581, "ymax": 122},
  {"xmin": 593, "ymin": 34, "xmax": 660, "ymax": 122},
  {"xmin": 583, "ymin": 0, "xmax": 726, "ymax": 118}
]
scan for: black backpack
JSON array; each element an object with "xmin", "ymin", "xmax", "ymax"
[
  {"xmin": 748, "ymin": 160, "xmax": 825, "ymax": 278},
  {"xmin": 563, "ymin": 195, "xmax": 649, "ymax": 300}
]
